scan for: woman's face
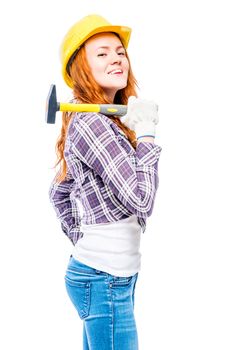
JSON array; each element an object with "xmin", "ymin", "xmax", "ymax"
[{"xmin": 84, "ymin": 32, "xmax": 129, "ymax": 101}]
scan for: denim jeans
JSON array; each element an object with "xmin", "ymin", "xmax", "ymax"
[{"xmin": 64, "ymin": 255, "xmax": 139, "ymax": 350}]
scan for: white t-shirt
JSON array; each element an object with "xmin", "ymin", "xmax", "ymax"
[{"xmin": 72, "ymin": 214, "xmax": 142, "ymax": 277}]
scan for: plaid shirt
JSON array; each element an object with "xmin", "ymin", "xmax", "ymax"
[{"xmin": 48, "ymin": 112, "xmax": 162, "ymax": 245}]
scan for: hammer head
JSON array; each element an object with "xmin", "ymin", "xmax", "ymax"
[{"xmin": 45, "ymin": 84, "xmax": 58, "ymax": 124}]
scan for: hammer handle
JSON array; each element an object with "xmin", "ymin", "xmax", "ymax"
[{"xmin": 59, "ymin": 102, "xmax": 127, "ymax": 116}]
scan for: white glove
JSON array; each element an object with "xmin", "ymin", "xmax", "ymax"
[{"xmin": 121, "ymin": 96, "xmax": 159, "ymax": 139}]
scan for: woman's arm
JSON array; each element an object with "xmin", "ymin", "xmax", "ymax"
[
  {"xmin": 68, "ymin": 112, "xmax": 162, "ymax": 218},
  {"xmin": 48, "ymin": 172, "xmax": 82, "ymax": 245}
]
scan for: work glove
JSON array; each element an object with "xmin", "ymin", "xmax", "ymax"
[{"xmin": 121, "ymin": 96, "xmax": 159, "ymax": 139}]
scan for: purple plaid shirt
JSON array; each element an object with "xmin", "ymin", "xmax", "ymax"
[{"xmin": 48, "ymin": 112, "xmax": 162, "ymax": 245}]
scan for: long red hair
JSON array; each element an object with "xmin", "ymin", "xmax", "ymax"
[{"xmin": 53, "ymin": 37, "xmax": 139, "ymax": 183}]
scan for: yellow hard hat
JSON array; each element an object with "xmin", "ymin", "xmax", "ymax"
[{"xmin": 60, "ymin": 14, "xmax": 132, "ymax": 88}]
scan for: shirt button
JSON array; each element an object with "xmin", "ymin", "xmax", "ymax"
[{"xmin": 109, "ymin": 283, "xmax": 112, "ymax": 288}]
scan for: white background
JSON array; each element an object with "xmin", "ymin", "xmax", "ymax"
[{"xmin": 1, "ymin": 0, "xmax": 234, "ymax": 349}]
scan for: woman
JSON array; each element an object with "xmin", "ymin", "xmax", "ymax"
[{"xmin": 48, "ymin": 14, "xmax": 162, "ymax": 350}]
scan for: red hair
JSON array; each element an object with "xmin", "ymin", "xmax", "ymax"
[{"xmin": 53, "ymin": 38, "xmax": 139, "ymax": 183}]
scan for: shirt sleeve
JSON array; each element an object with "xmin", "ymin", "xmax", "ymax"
[
  {"xmin": 48, "ymin": 170, "xmax": 82, "ymax": 245},
  {"xmin": 68, "ymin": 112, "xmax": 162, "ymax": 218}
]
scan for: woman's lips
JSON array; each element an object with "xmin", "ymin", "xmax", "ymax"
[{"xmin": 109, "ymin": 72, "xmax": 123, "ymax": 75}]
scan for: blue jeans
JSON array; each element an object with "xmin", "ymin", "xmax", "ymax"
[{"xmin": 64, "ymin": 255, "xmax": 139, "ymax": 349}]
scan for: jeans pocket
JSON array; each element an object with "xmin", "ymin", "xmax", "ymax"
[
  {"xmin": 111, "ymin": 275, "xmax": 135, "ymax": 287},
  {"xmin": 64, "ymin": 275, "xmax": 91, "ymax": 320}
]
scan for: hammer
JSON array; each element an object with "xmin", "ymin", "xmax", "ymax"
[{"xmin": 45, "ymin": 84, "xmax": 127, "ymax": 124}]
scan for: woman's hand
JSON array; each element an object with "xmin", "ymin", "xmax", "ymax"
[{"xmin": 121, "ymin": 96, "xmax": 159, "ymax": 139}]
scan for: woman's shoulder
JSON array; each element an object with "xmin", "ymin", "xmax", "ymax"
[
  {"xmin": 67, "ymin": 112, "xmax": 119, "ymax": 144},
  {"xmin": 72, "ymin": 110, "xmax": 119, "ymax": 131},
  {"xmin": 66, "ymin": 98, "xmax": 124, "ymax": 137}
]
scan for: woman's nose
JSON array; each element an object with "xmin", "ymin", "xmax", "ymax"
[{"xmin": 110, "ymin": 52, "xmax": 121, "ymax": 64}]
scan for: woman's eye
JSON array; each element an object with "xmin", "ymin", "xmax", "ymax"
[{"xmin": 98, "ymin": 52, "xmax": 126, "ymax": 57}]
